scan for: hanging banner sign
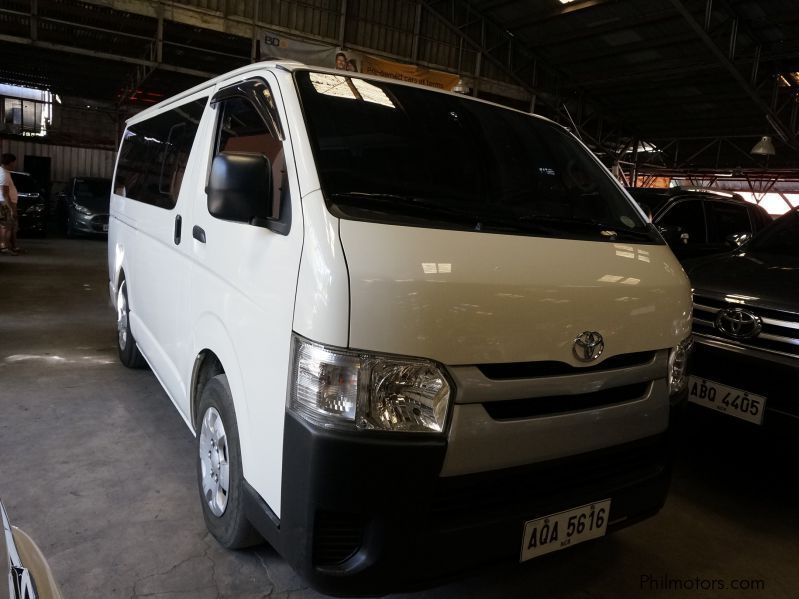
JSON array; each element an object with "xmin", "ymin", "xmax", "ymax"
[
  {"xmin": 258, "ymin": 30, "xmax": 458, "ymax": 91},
  {"xmin": 259, "ymin": 30, "xmax": 336, "ymax": 67},
  {"xmin": 358, "ymin": 54, "xmax": 460, "ymax": 91}
]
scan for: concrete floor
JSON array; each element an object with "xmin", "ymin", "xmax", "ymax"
[{"xmin": 1, "ymin": 237, "xmax": 797, "ymax": 599}]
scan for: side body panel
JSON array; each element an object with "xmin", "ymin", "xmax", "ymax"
[
  {"xmin": 111, "ymin": 89, "xmax": 212, "ymax": 418},
  {"xmin": 187, "ymin": 71, "xmax": 307, "ymax": 517}
]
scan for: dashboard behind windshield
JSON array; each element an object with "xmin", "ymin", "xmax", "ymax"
[{"xmin": 295, "ymin": 70, "xmax": 660, "ymax": 243}]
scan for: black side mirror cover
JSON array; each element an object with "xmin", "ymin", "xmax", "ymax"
[{"xmin": 207, "ymin": 152, "xmax": 275, "ymax": 223}]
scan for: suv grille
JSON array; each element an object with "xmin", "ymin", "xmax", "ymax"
[{"xmin": 693, "ymin": 296, "xmax": 799, "ymax": 358}]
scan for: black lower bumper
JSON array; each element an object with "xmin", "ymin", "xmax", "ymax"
[
  {"xmin": 690, "ymin": 340, "xmax": 799, "ymax": 422},
  {"xmin": 245, "ymin": 413, "xmax": 670, "ymax": 596}
]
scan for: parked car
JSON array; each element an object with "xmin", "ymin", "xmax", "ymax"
[
  {"xmin": 1, "ymin": 498, "xmax": 63, "ymax": 599},
  {"xmin": 108, "ymin": 63, "xmax": 692, "ymax": 594},
  {"xmin": 10, "ymin": 172, "xmax": 47, "ymax": 237},
  {"xmin": 684, "ymin": 208, "xmax": 799, "ymax": 426},
  {"xmin": 626, "ymin": 187, "xmax": 772, "ymax": 261},
  {"xmin": 57, "ymin": 177, "xmax": 111, "ymax": 236}
]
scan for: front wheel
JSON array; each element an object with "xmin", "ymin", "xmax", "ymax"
[
  {"xmin": 116, "ymin": 279, "xmax": 146, "ymax": 368},
  {"xmin": 197, "ymin": 374, "xmax": 260, "ymax": 549}
]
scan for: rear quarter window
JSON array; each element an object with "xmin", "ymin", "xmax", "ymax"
[{"xmin": 115, "ymin": 97, "xmax": 207, "ymax": 209}]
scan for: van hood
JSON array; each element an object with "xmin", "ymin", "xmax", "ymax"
[{"xmin": 339, "ymin": 220, "xmax": 692, "ymax": 365}]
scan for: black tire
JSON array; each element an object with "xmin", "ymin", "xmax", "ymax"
[
  {"xmin": 116, "ymin": 279, "xmax": 147, "ymax": 369},
  {"xmin": 196, "ymin": 374, "xmax": 261, "ymax": 549}
]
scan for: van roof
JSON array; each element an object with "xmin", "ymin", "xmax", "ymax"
[
  {"xmin": 126, "ymin": 60, "xmax": 553, "ymax": 128},
  {"xmin": 126, "ymin": 60, "xmax": 304, "ymax": 124}
]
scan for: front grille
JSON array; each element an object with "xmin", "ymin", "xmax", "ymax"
[
  {"xmin": 477, "ymin": 351, "xmax": 656, "ymax": 379},
  {"xmin": 483, "ymin": 382, "xmax": 650, "ymax": 420},
  {"xmin": 431, "ymin": 435, "xmax": 667, "ymax": 527},
  {"xmin": 693, "ymin": 296, "xmax": 799, "ymax": 358},
  {"xmin": 313, "ymin": 511, "xmax": 364, "ymax": 567}
]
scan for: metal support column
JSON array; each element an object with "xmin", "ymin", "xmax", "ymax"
[
  {"xmin": 30, "ymin": 0, "xmax": 38, "ymax": 41},
  {"xmin": 412, "ymin": 1, "xmax": 422, "ymax": 62},
  {"xmin": 338, "ymin": 0, "xmax": 348, "ymax": 48},
  {"xmin": 728, "ymin": 17, "xmax": 738, "ymax": 60}
]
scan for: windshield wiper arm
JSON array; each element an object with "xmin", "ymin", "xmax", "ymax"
[
  {"xmin": 520, "ymin": 215, "xmax": 655, "ymax": 241},
  {"xmin": 330, "ymin": 191, "xmax": 477, "ymax": 219}
]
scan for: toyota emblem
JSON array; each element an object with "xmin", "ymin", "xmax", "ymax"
[
  {"xmin": 573, "ymin": 331, "xmax": 604, "ymax": 362},
  {"xmin": 715, "ymin": 308, "xmax": 762, "ymax": 340}
]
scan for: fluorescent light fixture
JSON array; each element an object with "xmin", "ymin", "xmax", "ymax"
[{"xmin": 559, "ymin": 0, "xmax": 578, "ymax": 3}]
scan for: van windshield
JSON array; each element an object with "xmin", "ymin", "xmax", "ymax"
[{"xmin": 295, "ymin": 70, "xmax": 660, "ymax": 243}]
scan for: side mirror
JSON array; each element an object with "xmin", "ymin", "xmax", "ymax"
[
  {"xmin": 658, "ymin": 224, "xmax": 685, "ymax": 244},
  {"xmin": 726, "ymin": 232, "xmax": 751, "ymax": 248},
  {"xmin": 207, "ymin": 152, "xmax": 276, "ymax": 225}
]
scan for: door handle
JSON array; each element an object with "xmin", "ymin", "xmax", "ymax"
[
  {"xmin": 174, "ymin": 214, "xmax": 182, "ymax": 245},
  {"xmin": 193, "ymin": 225, "xmax": 206, "ymax": 243}
]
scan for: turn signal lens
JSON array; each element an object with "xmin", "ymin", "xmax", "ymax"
[{"xmin": 290, "ymin": 339, "xmax": 359, "ymax": 428}]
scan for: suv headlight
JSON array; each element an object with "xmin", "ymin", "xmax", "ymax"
[
  {"xmin": 668, "ymin": 335, "xmax": 693, "ymax": 397},
  {"xmin": 72, "ymin": 201, "xmax": 92, "ymax": 215},
  {"xmin": 288, "ymin": 335, "xmax": 451, "ymax": 433}
]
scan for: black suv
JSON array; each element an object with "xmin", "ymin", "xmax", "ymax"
[
  {"xmin": 626, "ymin": 187, "xmax": 772, "ymax": 261},
  {"xmin": 684, "ymin": 209, "xmax": 799, "ymax": 426},
  {"xmin": 10, "ymin": 171, "xmax": 47, "ymax": 236}
]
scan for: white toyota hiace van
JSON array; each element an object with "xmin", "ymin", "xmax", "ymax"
[{"xmin": 108, "ymin": 61, "xmax": 692, "ymax": 594}]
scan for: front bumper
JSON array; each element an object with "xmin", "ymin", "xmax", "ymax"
[
  {"xmin": 246, "ymin": 413, "xmax": 670, "ymax": 595},
  {"xmin": 17, "ymin": 209, "xmax": 47, "ymax": 234},
  {"xmin": 690, "ymin": 335, "xmax": 799, "ymax": 422},
  {"xmin": 70, "ymin": 210, "xmax": 109, "ymax": 235}
]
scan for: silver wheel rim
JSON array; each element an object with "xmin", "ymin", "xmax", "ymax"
[
  {"xmin": 117, "ymin": 284, "xmax": 128, "ymax": 351},
  {"xmin": 199, "ymin": 406, "xmax": 230, "ymax": 517}
]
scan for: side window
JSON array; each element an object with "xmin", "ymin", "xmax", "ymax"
[
  {"xmin": 706, "ymin": 202, "xmax": 751, "ymax": 242},
  {"xmin": 212, "ymin": 95, "xmax": 285, "ymax": 219},
  {"xmin": 115, "ymin": 97, "xmax": 207, "ymax": 209},
  {"xmin": 749, "ymin": 205, "xmax": 772, "ymax": 231},
  {"xmin": 659, "ymin": 200, "xmax": 706, "ymax": 244}
]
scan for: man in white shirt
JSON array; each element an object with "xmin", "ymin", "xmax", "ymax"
[{"xmin": 0, "ymin": 153, "xmax": 19, "ymax": 255}]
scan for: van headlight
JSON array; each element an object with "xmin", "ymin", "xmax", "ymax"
[
  {"xmin": 288, "ymin": 335, "xmax": 451, "ymax": 434},
  {"xmin": 668, "ymin": 336, "xmax": 693, "ymax": 398}
]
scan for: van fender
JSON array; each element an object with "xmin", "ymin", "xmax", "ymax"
[
  {"xmin": 109, "ymin": 241, "xmax": 126, "ymax": 310},
  {"xmin": 190, "ymin": 313, "xmax": 254, "ymax": 480}
]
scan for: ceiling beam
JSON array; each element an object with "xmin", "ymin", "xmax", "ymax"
[
  {"xmin": 0, "ymin": 33, "xmax": 214, "ymax": 79},
  {"xmin": 668, "ymin": 0, "xmax": 798, "ymax": 149}
]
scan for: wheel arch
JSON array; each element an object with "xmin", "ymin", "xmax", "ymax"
[
  {"xmin": 109, "ymin": 242, "xmax": 127, "ymax": 311},
  {"xmin": 189, "ymin": 315, "xmax": 250, "ymax": 451}
]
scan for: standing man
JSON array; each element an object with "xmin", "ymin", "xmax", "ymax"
[{"xmin": 0, "ymin": 153, "xmax": 18, "ymax": 255}]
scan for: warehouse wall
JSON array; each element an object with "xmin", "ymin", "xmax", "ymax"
[
  {"xmin": 0, "ymin": 139, "xmax": 115, "ymax": 191},
  {"xmin": 49, "ymin": 98, "xmax": 119, "ymax": 150},
  {"xmin": 160, "ymin": 0, "xmax": 516, "ymax": 92}
]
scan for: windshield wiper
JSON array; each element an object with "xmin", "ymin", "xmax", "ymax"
[
  {"xmin": 330, "ymin": 192, "xmax": 564, "ymax": 235},
  {"xmin": 330, "ymin": 192, "xmax": 481, "ymax": 224},
  {"xmin": 519, "ymin": 214, "xmax": 656, "ymax": 241}
]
